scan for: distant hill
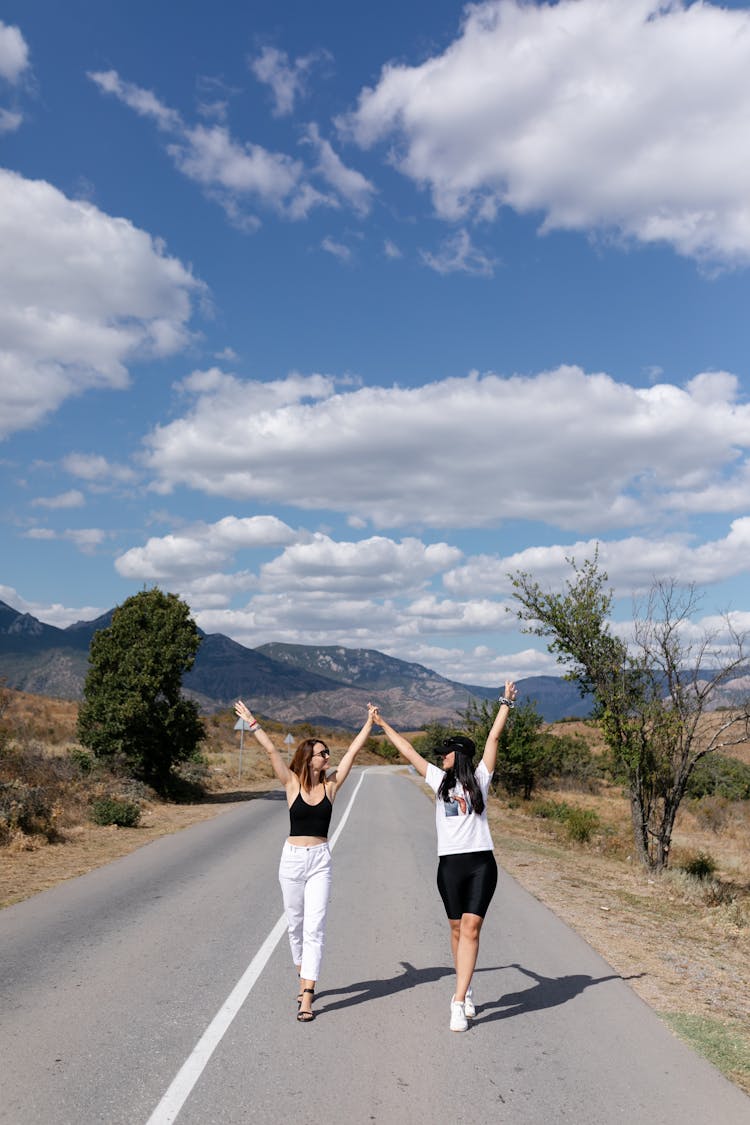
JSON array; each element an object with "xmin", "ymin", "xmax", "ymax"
[{"xmin": 0, "ymin": 598, "xmax": 589, "ymax": 725}]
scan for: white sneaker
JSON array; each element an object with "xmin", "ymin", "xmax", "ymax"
[
  {"xmin": 450, "ymin": 997, "xmax": 468, "ymax": 1032},
  {"xmin": 464, "ymin": 986, "xmax": 475, "ymax": 1019}
]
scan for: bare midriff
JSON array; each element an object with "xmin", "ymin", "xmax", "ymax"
[{"xmin": 287, "ymin": 835, "xmax": 328, "ymax": 846}]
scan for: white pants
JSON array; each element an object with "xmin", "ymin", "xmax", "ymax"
[{"xmin": 278, "ymin": 841, "xmax": 332, "ymax": 982}]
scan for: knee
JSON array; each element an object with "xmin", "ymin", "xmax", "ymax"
[{"xmin": 460, "ymin": 916, "xmax": 482, "ymax": 941}]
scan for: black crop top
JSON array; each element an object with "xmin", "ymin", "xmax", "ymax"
[{"xmin": 288, "ymin": 786, "xmax": 333, "ymax": 838}]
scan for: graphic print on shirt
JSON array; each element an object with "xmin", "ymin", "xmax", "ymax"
[{"xmin": 443, "ymin": 784, "xmax": 471, "ymax": 817}]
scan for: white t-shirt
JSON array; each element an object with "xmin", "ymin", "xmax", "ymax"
[{"xmin": 424, "ymin": 760, "xmax": 494, "ymax": 856}]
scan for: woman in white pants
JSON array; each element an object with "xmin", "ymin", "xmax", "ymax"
[{"xmin": 235, "ymin": 700, "xmax": 376, "ymax": 1021}]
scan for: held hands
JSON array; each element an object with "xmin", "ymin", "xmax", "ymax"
[{"xmin": 366, "ymin": 701, "xmax": 379, "ymax": 724}]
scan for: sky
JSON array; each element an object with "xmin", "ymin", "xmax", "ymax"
[{"xmin": 2, "ymin": 0, "xmax": 750, "ymax": 688}]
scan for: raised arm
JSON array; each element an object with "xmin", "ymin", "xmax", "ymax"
[
  {"xmin": 372, "ymin": 707, "xmax": 430, "ymax": 778},
  {"xmin": 328, "ymin": 703, "xmax": 377, "ymax": 795},
  {"xmin": 481, "ymin": 680, "xmax": 518, "ymax": 774},
  {"xmin": 234, "ymin": 700, "xmax": 293, "ymax": 787}
]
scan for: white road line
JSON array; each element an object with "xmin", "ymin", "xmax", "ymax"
[{"xmin": 145, "ymin": 769, "xmax": 370, "ymax": 1125}]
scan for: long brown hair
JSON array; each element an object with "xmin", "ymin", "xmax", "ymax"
[{"xmin": 290, "ymin": 738, "xmax": 329, "ymax": 792}]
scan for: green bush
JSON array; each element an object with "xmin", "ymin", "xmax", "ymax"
[
  {"xmin": 686, "ymin": 755, "xmax": 750, "ymax": 801},
  {"xmin": 369, "ymin": 737, "xmax": 400, "ymax": 762},
  {"xmin": 565, "ymin": 807, "xmax": 600, "ymax": 842},
  {"xmin": 69, "ymin": 746, "xmax": 94, "ymax": 774},
  {"xmin": 550, "ymin": 734, "xmax": 600, "ymax": 789},
  {"xmin": 529, "ymin": 798, "xmax": 600, "ymax": 842},
  {"xmin": 530, "ymin": 798, "xmax": 571, "ymax": 821},
  {"xmin": 681, "ymin": 850, "xmax": 717, "ymax": 880},
  {"xmin": 90, "ymin": 796, "xmax": 141, "ymax": 828}
]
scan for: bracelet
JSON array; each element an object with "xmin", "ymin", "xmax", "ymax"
[
  {"xmin": 248, "ymin": 721, "xmax": 260, "ymax": 732},
  {"xmin": 498, "ymin": 696, "xmax": 515, "ymax": 709}
]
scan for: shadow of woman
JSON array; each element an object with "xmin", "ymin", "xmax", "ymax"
[
  {"xmin": 316, "ymin": 961, "xmax": 501, "ymax": 1015},
  {"xmin": 473, "ymin": 962, "xmax": 645, "ymax": 1024}
]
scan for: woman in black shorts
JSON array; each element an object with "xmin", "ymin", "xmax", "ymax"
[{"xmin": 372, "ymin": 681, "xmax": 517, "ymax": 1032}]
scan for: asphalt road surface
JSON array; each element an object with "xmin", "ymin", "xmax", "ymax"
[{"xmin": 1, "ymin": 766, "xmax": 748, "ymax": 1124}]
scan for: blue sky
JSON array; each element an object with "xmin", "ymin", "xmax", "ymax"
[{"xmin": 2, "ymin": 0, "xmax": 750, "ymax": 686}]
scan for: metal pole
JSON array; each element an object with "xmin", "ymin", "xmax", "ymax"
[{"xmin": 239, "ymin": 726, "xmax": 244, "ymax": 781}]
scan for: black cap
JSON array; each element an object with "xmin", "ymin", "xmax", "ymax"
[{"xmin": 439, "ymin": 735, "xmax": 476, "ymax": 757}]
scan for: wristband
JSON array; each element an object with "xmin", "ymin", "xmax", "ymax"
[
  {"xmin": 248, "ymin": 720, "xmax": 260, "ymax": 732},
  {"xmin": 498, "ymin": 696, "xmax": 515, "ymax": 709}
]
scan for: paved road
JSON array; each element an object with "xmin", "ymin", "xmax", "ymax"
[{"xmin": 1, "ymin": 767, "xmax": 748, "ymax": 1124}]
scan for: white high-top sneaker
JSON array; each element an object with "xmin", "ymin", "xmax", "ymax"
[{"xmin": 450, "ymin": 996, "xmax": 468, "ymax": 1032}]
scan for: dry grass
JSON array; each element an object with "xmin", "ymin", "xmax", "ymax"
[{"xmin": 487, "ymin": 782, "xmax": 750, "ymax": 1093}]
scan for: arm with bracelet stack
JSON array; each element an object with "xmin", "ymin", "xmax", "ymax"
[
  {"xmin": 234, "ymin": 700, "xmax": 293, "ymax": 787},
  {"xmin": 481, "ymin": 680, "xmax": 518, "ymax": 774}
]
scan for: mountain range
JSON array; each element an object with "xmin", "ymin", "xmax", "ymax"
[{"xmin": 0, "ymin": 598, "xmax": 591, "ymax": 727}]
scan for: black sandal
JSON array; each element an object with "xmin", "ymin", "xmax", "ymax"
[{"xmin": 297, "ymin": 988, "xmax": 315, "ymax": 1022}]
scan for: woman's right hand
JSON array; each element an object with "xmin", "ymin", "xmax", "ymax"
[{"xmin": 234, "ymin": 700, "xmax": 255, "ymax": 725}]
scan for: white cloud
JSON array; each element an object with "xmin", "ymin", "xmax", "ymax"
[
  {"xmin": 420, "ymin": 229, "xmax": 496, "ymax": 277},
  {"xmin": 142, "ymin": 365, "xmax": 750, "ymax": 531},
  {"xmin": 259, "ymin": 533, "xmax": 462, "ymax": 595},
  {"xmin": 115, "ymin": 514, "xmax": 299, "ymax": 581},
  {"xmin": 303, "ymin": 123, "xmax": 375, "ymax": 216},
  {"xmin": 169, "ymin": 123, "xmax": 321, "ymax": 217},
  {"xmin": 65, "ymin": 528, "xmax": 108, "ymax": 554},
  {"xmin": 249, "ymin": 46, "xmax": 330, "ymax": 116},
  {"xmin": 20, "ymin": 527, "xmax": 107, "ymax": 554},
  {"xmin": 344, "ymin": 0, "xmax": 750, "ymax": 265},
  {"xmin": 0, "ymin": 21, "xmax": 29, "ymax": 83},
  {"xmin": 0, "ymin": 168, "xmax": 203, "ymax": 439},
  {"xmin": 394, "ymin": 593, "xmax": 515, "ymax": 636},
  {"xmin": 31, "ymin": 490, "xmax": 85, "ymax": 510},
  {"xmin": 384, "ymin": 239, "xmax": 402, "ymax": 259},
  {"xmin": 61, "ymin": 453, "xmax": 137, "ymax": 484},
  {"xmin": 444, "ymin": 518, "xmax": 750, "ymax": 598},
  {"xmin": 214, "ymin": 346, "xmax": 238, "ymax": 363},
  {"xmin": 24, "ymin": 528, "xmax": 56, "ymax": 540},
  {"xmin": 321, "ymin": 236, "xmax": 351, "ymax": 262},
  {"xmin": 89, "ymin": 70, "xmax": 182, "ymax": 131},
  {"xmin": 0, "ymin": 107, "xmax": 21, "ymax": 133},
  {"xmin": 90, "ymin": 69, "xmax": 370, "ymax": 227}
]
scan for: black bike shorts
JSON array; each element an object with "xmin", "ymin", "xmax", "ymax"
[{"xmin": 436, "ymin": 850, "xmax": 498, "ymax": 919}]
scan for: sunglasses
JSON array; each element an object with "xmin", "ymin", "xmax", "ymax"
[{"xmin": 313, "ymin": 746, "xmax": 330, "ymax": 757}]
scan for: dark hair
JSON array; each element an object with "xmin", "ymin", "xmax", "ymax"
[
  {"xmin": 290, "ymin": 738, "xmax": 329, "ymax": 792},
  {"xmin": 437, "ymin": 748, "xmax": 485, "ymax": 815}
]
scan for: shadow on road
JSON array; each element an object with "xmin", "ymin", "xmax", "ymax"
[
  {"xmin": 316, "ymin": 961, "xmax": 460, "ymax": 1013},
  {"xmin": 473, "ymin": 962, "xmax": 646, "ymax": 1024},
  {"xmin": 316, "ymin": 961, "xmax": 644, "ymax": 1020}
]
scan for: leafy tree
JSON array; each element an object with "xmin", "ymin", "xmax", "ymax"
[
  {"xmin": 412, "ymin": 722, "xmax": 462, "ymax": 763},
  {"xmin": 77, "ymin": 589, "xmax": 205, "ymax": 794},
  {"xmin": 511, "ymin": 554, "xmax": 750, "ymax": 870},
  {"xmin": 462, "ymin": 697, "xmax": 594, "ymax": 800}
]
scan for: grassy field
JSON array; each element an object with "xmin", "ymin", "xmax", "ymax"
[{"xmin": 1, "ymin": 690, "xmax": 748, "ymax": 1093}]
